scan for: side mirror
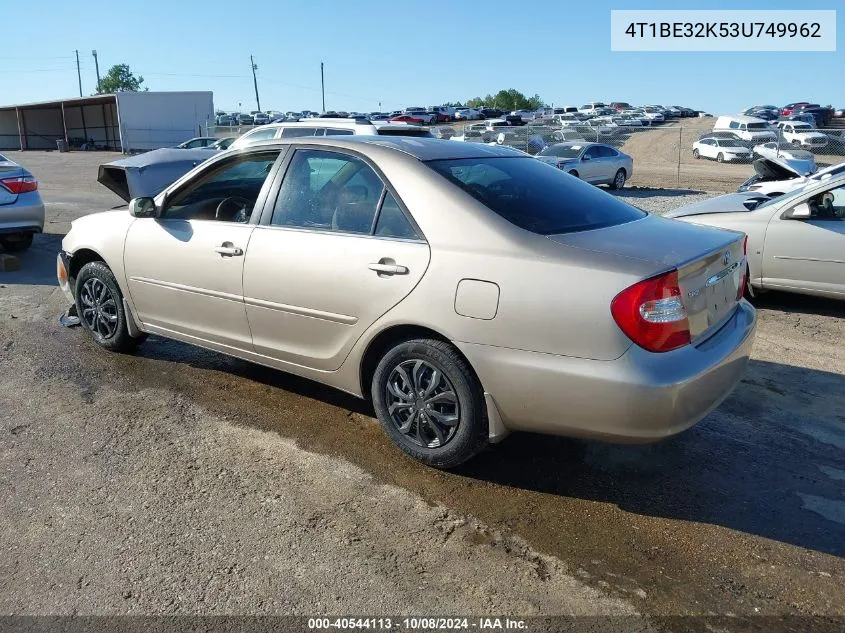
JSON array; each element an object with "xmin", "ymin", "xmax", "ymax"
[
  {"xmin": 581, "ymin": 154, "xmax": 591, "ymax": 161},
  {"xmin": 787, "ymin": 202, "xmax": 812, "ymax": 219},
  {"xmin": 129, "ymin": 197, "xmax": 157, "ymax": 218}
]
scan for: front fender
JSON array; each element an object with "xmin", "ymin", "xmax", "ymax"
[{"xmin": 62, "ymin": 209, "xmax": 135, "ymax": 297}]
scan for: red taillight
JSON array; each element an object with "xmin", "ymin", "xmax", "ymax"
[
  {"xmin": 611, "ymin": 270, "xmax": 691, "ymax": 353},
  {"xmin": 0, "ymin": 176, "xmax": 38, "ymax": 194}
]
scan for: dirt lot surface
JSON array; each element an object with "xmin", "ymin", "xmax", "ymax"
[{"xmin": 1, "ymin": 152, "xmax": 843, "ymax": 629}]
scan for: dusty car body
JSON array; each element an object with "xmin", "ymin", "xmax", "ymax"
[
  {"xmin": 0, "ymin": 153, "xmax": 45, "ymax": 252},
  {"xmin": 667, "ymin": 172, "xmax": 845, "ymax": 300},
  {"xmin": 60, "ymin": 137, "xmax": 755, "ymax": 467}
]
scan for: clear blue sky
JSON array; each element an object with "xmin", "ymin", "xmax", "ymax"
[{"xmin": 2, "ymin": 0, "xmax": 841, "ymax": 114}]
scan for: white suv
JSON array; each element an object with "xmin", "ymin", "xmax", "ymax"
[
  {"xmin": 713, "ymin": 115, "xmax": 777, "ymax": 143},
  {"xmin": 229, "ymin": 119, "xmax": 432, "ymax": 151}
]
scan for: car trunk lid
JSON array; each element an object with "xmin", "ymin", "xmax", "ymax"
[{"xmin": 548, "ymin": 214, "xmax": 746, "ymax": 342}]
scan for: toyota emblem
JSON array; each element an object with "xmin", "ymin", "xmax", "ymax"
[{"xmin": 723, "ymin": 251, "xmax": 731, "ymax": 266}]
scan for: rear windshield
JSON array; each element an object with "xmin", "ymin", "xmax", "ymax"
[
  {"xmin": 746, "ymin": 122, "xmax": 769, "ymax": 129},
  {"xmin": 426, "ymin": 157, "xmax": 645, "ymax": 235},
  {"xmin": 376, "ymin": 128, "xmax": 433, "ymax": 137},
  {"xmin": 539, "ymin": 145, "xmax": 582, "ymax": 158}
]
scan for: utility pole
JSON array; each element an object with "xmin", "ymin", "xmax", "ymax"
[
  {"xmin": 320, "ymin": 62, "xmax": 325, "ymax": 113},
  {"xmin": 92, "ymin": 50, "xmax": 101, "ymax": 93},
  {"xmin": 74, "ymin": 50, "xmax": 82, "ymax": 97},
  {"xmin": 250, "ymin": 55, "xmax": 261, "ymax": 112}
]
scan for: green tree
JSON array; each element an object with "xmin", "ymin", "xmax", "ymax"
[
  {"xmin": 444, "ymin": 101, "xmax": 464, "ymax": 108},
  {"xmin": 96, "ymin": 64, "xmax": 147, "ymax": 94},
  {"xmin": 527, "ymin": 94, "xmax": 544, "ymax": 110}
]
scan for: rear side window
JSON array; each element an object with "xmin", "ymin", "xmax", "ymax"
[
  {"xmin": 729, "ymin": 121, "xmax": 740, "ymax": 129},
  {"xmin": 375, "ymin": 193, "xmax": 419, "ymax": 240},
  {"xmin": 325, "ymin": 128, "xmax": 354, "ymax": 136},
  {"xmin": 426, "ymin": 157, "xmax": 645, "ymax": 235}
]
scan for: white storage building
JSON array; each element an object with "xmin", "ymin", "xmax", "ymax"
[{"xmin": 0, "ymin": 91, "xmax": 214, "ymax": 152}]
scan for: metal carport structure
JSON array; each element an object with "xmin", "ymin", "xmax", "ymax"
[{"xmin": 0, "ymin": 94, "xmax": 120, "ymax": 151}]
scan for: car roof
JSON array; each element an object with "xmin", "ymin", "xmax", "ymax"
[{"xmin": 248, "ymin": 135, "xmax": 528, "ymax": 161}]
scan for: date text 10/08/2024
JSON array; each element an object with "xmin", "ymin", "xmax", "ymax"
[{"xmin": 307, "ymin": 617, "xmax": 528, "ymax": 630}]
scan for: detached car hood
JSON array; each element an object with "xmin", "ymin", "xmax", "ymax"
[
  {"xmin": 664, "ymin": 192, "xmax": 770, "ymax": 219},
  {"xmin": 98, "ymin": 148, "xmax": 217, "ymax": 201}
]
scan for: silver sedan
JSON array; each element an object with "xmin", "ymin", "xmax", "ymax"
[
  {"xmin": 0, "ymin": 153, "xmax": 44, "ymax": 252},
  {"xmin": 58, "ymin": 137, "xmax": 754, "ymax": 468},
  {"xmin": 535, "ymin": 142, "xmax": 633, "ymax": 189},
  {"xmin": 667, "ymin": 172, "xmax": 845, "ymax": 300}
]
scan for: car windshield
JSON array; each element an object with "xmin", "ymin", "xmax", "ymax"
[
  {"xmin": 426, "ymin": 157, "xmax": 645, "ymax": 235},
  {"xmin": 538, "ymin": 145, "xmax": 583, "ymax": 158},
  {"xmin": 719, "ymin": 140, "xmax": 743, "ymax": 147},
  {"xmin": 811, "ymin": 164, "xmax": 845, "ymax": 180},
  {"xmin": 793, "ymin": 123, "xmax": 812, "ymax": 129}
]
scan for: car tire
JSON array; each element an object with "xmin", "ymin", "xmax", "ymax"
[
  {"xmin": 717, "ymin": 153, "xmax": 724, "ymax": 163},
  {"xmin": 0, "ymin": 232, "xmax": 34, "ymax": 252},
  {"xmin": 371, "ymin": 338, "xmax": 488, "ymax": 469},
  {"xmin": 75, "ymin": 261, "xmax": 146, "ymax": 353},
  {"xmin": 692, "ymin": 149, "xmax": 700, "ymax": 159},
  {"xmin": 568, "ymin": 170, "xmax": 579, "ymax": 178},
  {"xmin": 610, "ymin": 168, "xmax": 626, "ymax": 190}
]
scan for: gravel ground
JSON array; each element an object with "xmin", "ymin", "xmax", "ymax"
[
  {"xmin": 612, "ymin": 188, "xmax": 716, "ymax": 214},
  {"xmin": 0, "ymin": 152, "xmax": 843, "ymax": 628}
]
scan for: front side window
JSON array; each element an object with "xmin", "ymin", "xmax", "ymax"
[
  {"xmin": 803, "ymin": 184, "xmax": 845, "ymax": 220},
  {"xmin": 162, "ymin": 152, "xmax": 279, "ymax": 222},
  {"xmin": 271, "ymin": 149, "xmax": 384, "ymax": 234},
  {"xmin": 426, "ymin": 157, "xmax": 645, "ymax": 235}
]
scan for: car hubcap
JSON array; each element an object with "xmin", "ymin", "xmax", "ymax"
[
  {"xmin": 385, "ymin": 360, "xmax": 460, "ymax": 448},
  {"xmin": 79, "ymin": 278, "xmax": 118, "ymax": 339},
  {"xmin": 615, "ymin": 172, "xmax": 624, "ymax": 187}
]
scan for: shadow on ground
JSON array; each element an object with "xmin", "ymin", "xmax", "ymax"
[
  {"xmin": 130, "ymin": 329, "xmax": 845, "ymax": 559},
  {"xmin": 0, "ymin": 233, "xmax": 64, "ymax": 286}
]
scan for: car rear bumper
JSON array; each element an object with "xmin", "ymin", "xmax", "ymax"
[
  {"xmin": 0, "ymin": 194, "xmax": 45, "ymax": 234},
  {"xmin": 456, "ymin": 300, "xmax": 756, "ymax": 442}
]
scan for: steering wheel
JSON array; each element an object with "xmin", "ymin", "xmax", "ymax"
[{"xmin": 215, "ymin": 197, "xmax": 252, "ymax": 223}]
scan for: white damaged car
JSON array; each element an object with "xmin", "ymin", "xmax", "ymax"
[{"xmin": 739, "ymin": 157, "xmax": 845, "ymax": 198}]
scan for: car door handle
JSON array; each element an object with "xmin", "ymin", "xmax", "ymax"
[
  {"xmin": 369, "ymin": 262, "xmax": 408, "ymax": 275},
  {"xmin": 214, "ymin": 243, "xmax": 243, "ymax": 257}
]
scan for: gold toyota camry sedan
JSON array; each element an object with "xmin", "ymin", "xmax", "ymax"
[{"xmin": 58, "ymin": 137, "xmax": 756, "ymax": 467}]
